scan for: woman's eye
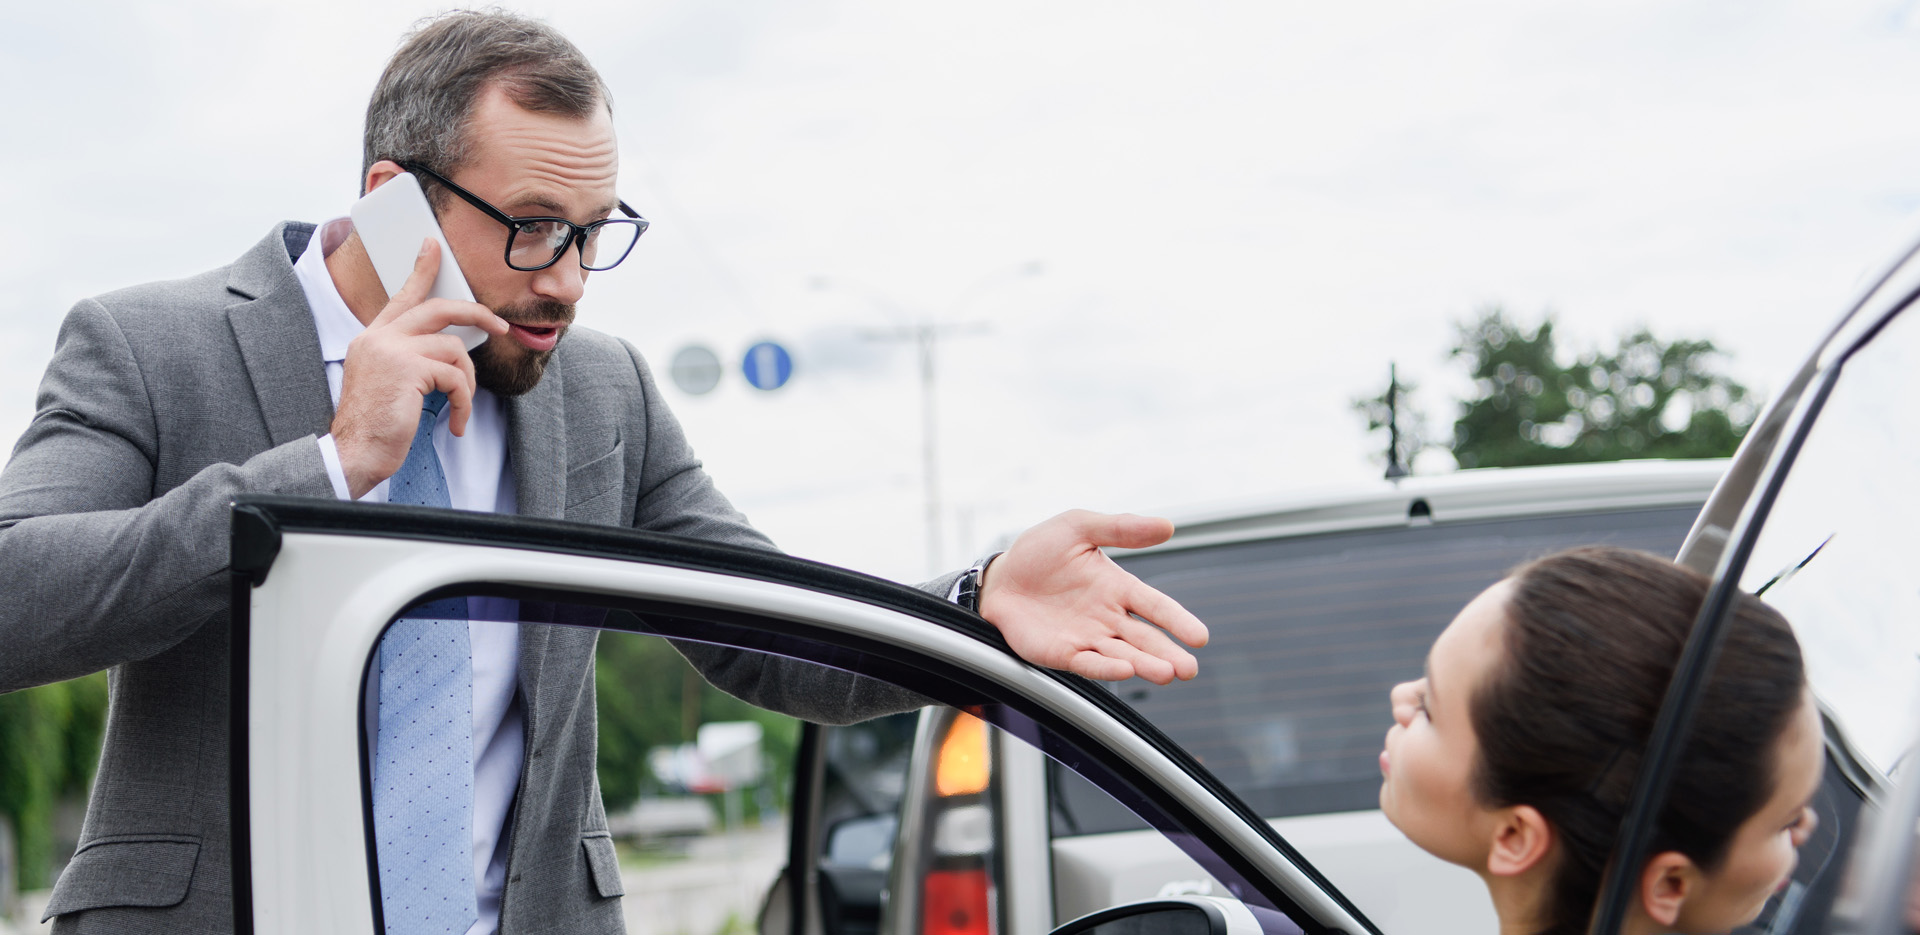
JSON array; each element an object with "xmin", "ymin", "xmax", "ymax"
[{"xmin": 1787, "ymin": 807, "xmax": 1818, "ymax": 842}]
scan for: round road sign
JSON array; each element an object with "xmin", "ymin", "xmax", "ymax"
[
  {"xmin": 741, "ymin": 341, "xmax": 794, "ymax": 391},
  {"xmin": 669, "ymin": 344, "xmax": 723, "ymax": 395}
]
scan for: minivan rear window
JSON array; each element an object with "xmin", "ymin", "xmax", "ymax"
[{"xmin": 1052, "ymin": 506, "xmax": 1700, "ymax": 836}]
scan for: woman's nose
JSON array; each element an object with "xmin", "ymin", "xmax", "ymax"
[{"xmin": 1389, "ymin": 680, "xmax": 1418, "ymax": 726}]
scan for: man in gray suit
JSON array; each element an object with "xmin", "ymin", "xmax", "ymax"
[{"xmin": 0, "ymin": 11, "xmax": 1208, "ymax": 934}]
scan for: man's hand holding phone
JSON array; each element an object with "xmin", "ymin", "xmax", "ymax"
[{"xmin": 330, "ymin": 238, "xmax": 509, "ymax": 499}]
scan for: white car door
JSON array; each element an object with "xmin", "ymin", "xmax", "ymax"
[{"xmin": 225, "ymin": 498, "xmax": 1377, "ymax": 935}]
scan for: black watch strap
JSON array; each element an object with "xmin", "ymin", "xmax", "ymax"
[{"xmin": 956, "ymin": 551, "xmax": 1003, "ymax": 614}]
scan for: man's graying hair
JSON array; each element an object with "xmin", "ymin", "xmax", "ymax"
[{"xmin": 361, "ymin": 9, "xmax": 610, "ymax": 193}]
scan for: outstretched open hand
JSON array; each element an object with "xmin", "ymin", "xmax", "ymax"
[{"xmin": 977, "ymin": 510, "xmax": 1209, "ymax": 684}]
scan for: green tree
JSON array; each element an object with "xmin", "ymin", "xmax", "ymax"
[
  {"xmin": 0, "ymin": 673, "xmax": 108, "ymax": 890},
  {"xmin": 1356, "ymin": 309, "xmax": 1759, "ymax": 471},
  {"xmin": 1352, "ymin": 365, "xmax": 1432, "ymax": 477},
  {"xmin": 594, "ymin": 633, "xmax": 798, "ymax": 814},
  {"xmin": 1449, "ymin": 310, "xmax": 1756, "ymax": 468},
  {"xmin": 594, "ymin": 633, "xmax": 695, "ymax": 809}
]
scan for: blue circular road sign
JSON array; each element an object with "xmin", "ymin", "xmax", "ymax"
[{"xmin": 741, "ymin": 341, "xmax": 794, "ymax": 391}]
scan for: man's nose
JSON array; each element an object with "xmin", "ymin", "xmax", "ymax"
[{"xmin": 531, "ymin": 252, "xmax": 588, "ymax": 305}]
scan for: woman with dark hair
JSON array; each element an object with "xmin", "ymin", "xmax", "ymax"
[{"xmin": 1379, "ymin": 546, "xmax": 1823, "ymax": 935}]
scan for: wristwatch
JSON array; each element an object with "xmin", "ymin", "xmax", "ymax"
[{"xmin": 955, "ymin": 551, "xmax": 1004, "ymax": 614}]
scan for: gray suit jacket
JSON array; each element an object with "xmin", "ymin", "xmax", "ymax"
[{"xmin": 0, "ymin": 223, "xmax": 933, "ymax": 934}]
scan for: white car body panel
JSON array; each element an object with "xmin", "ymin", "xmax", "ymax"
[
  {"xmin": 1270, "ymin": 812, "xmax": 1493, "ymax": 935},
  {"xmin": 1144, "ymin": 459, "xmax": 1726, "ymax": 553}
]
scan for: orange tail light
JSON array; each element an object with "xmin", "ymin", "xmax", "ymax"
[{"xmin": 936, "ymin": 712, "xmax": 991, "ymax": 797}]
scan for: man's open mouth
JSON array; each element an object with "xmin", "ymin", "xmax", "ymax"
[{"xmin": 506, "ymin": 322, "xmax": 564, "ymax": 352}]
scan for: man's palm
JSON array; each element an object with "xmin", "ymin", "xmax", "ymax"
[{"xmin": 978, "ymin": 510, "xmax": 1208, "ymax": 684}]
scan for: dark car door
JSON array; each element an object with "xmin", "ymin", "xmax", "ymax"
[{"xmin": 1590, "ymin": 238, "xmax": 1920, "ymax": 934}]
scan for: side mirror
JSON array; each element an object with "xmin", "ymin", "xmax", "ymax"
[
  {"xmin": 1049, "ymin": 899, "xmax": 1243, "ymax": 935},
  {"xmin": 825, "ymin": 812, "xmax": 898, "ymax": 868}
]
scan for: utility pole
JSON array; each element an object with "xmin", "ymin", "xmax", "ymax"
[
  {"xmin": 860, "ymin": 321, "xmax": 986, "ymax": 573},
  {"xmin": 1384, "ymin": 362, "xmax": 1409, "ymax": 480},
  {"xmin": 826, "ymin": 261, "xmax": 1042, "ymax": 575}
]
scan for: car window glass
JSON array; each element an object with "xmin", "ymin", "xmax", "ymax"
[
  {"xmin": 819, "ymin": 714, "xmax": 917, "ymax": 868},
  {"xmin": 1736, "ymin": 306, "xmax": 1920, "ymax": 778},
  {"xmin": 1730, "ymin": 757, "xmax": 1861, "ymax": 935},
  {"xmin": 1613, "ymin": 307, "xmax": 1920, "ymax": 935},
  {"xmin": 361, "ymin": 591, "xmax": 1311, "ymax": 935},
  {"xmin": 816, "ymin": 713, "xmax": 919, "ymax": 935},
  {"xmin": 1109, "ymin": 507, "xmax": 1699, "ymax": 825}
]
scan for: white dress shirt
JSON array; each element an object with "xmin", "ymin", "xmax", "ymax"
[{"xmin": 293, "ymin": 216, "xmax": 522, "ymax": 935}]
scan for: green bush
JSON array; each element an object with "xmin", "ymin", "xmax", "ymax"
[{"xmin": 0, "ymin": 673, "xmax": 107, "ymax": 890}]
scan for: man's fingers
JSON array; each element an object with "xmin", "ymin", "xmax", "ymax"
[
  {"xmin": 447, "ymin": 347, "xmax": 478, "ymax": 437},
  {"xmin": 394, "ymin": 297, "xmax": 508, "ymax": 338},
  {"xmin": 426, "ymin": 360, "xmax": 476, "ymax": 438},
  {"xmin": 1065, "ymin": 510, "xmax": 1175, "ymax": 551},
  {"xmin": 1065, "ymin": 649, "xmax": 1137, "ymax": 682},
  {"xmin": 372, "ymin": 238, "xmax": 441, "ymax": 325},
  {"xmin": 404, "ymin": 332, "xmax": 480, "ymax": 436},
  {"xmin": 1125, "ymin": 582, "xmax": 1209, "ymax": 649},
  {"xmin": 405, "ymin": 330, "xmax": 475, "ymax": 363},
  {"xmin": 1097, "ymin": 637, "xmax": 1176, "ymax": 685},
  {"xmin": 1116, "ymin": 615, "xmax": 1200, "ymax": 681}
]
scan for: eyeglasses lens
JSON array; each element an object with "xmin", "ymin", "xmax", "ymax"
[
  {"xmin": 507, "ymin": 219, "xmax": 643, "ymax": 271},
  {"xmin": 509, "ymin": 221, "xmax": 571, "ymax": 270},
  {"xmin": 583, "ymin": 221, "xmax": 641, "ymax": 271}
]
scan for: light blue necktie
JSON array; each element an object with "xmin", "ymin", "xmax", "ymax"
[{"xmin": 374, "ymin": 391, "xmax": 478, "ymax": 933}]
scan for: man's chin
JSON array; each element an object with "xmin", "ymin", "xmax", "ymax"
[{"xmin": 472, "ymin": 331, "xmax": 560, "ymax": 397}]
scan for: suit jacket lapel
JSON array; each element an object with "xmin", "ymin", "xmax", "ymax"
[
  {"xmin": 516, "ymin": 621, "xmax": 552, "ymax": 736},
  {"xmin": 506, "ymin": 359, "xmax": 566, "ymax": 521},
  {"xmin": 226, "ymin": 223, "xmax": 334, "ymax": 446},
  {"xmin": 508, "ymin": 359, "xmax": 568, "ymax": 722},
  {"xmin": 508, "ymin": 366, "xmax": 566, "ymax": 729}
]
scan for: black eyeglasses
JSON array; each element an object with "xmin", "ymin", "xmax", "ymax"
[{"xmin": 399, "ymin": 162, "xmax": 649, "ymax": 272}]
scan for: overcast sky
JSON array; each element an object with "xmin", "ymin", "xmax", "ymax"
[{"xmin": 6, "ymin": 0, "xmax": 1920, "ymax": 581}]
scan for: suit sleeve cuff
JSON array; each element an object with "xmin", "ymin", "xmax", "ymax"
[{"xmin": 316, "ymin": 434, "xmax": 353, "ymax": 501}]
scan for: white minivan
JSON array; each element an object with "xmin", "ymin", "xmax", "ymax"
[{"xmin": 787, "ymin": 460, "xmax": 1724, "ymax": 935}]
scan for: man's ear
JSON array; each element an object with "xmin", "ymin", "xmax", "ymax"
[
  {"xmin": 362, "ymin": 160, "xmax": 408, "ymax": 197},
  {"xmin": 1638, "ymin": 851, "xmax": 1697, "ymax": 927},
  {"xmin": 1486, "ymin": 805, "xmax": 1554, "ymax": 876}
]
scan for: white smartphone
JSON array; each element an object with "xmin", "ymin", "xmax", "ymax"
[{"xmin": 348, "ymin": 172, "xmax": 489, "ymax": 350}]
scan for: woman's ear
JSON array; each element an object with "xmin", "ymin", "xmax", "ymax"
[
  {"xmin": 1486, "ymin": 805, "xmax": 1554, "ymax": 876},
  {"xmin": 1638, "ymin": 851, "xmax": 1698, "ymax": 927}
]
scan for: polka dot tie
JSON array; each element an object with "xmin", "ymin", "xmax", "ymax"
[{"xmin": 374, "ymin": 391, "xmax": 478, "ymax": 933}]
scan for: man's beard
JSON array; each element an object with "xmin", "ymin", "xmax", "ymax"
[{"xmin": 472, "ymin": 300, "xmax": 575, "ymax": 397}]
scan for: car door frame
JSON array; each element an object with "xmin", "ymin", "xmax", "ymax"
[
  {"xmin": 224, "ymin": 496, "xmax": 1379, "ymax": 935},
  {"xmin": 1591, "ymin": 234, "xmax": 1920, "ymax": 935}
]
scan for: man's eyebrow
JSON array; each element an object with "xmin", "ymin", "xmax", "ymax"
[
  {"xmin": 503, "ymin": 194, "xmax": 621, "ymax": 219},
  {"xmin": 503, "ymin": 194, "xmax": 570, "ymax": 215}
]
